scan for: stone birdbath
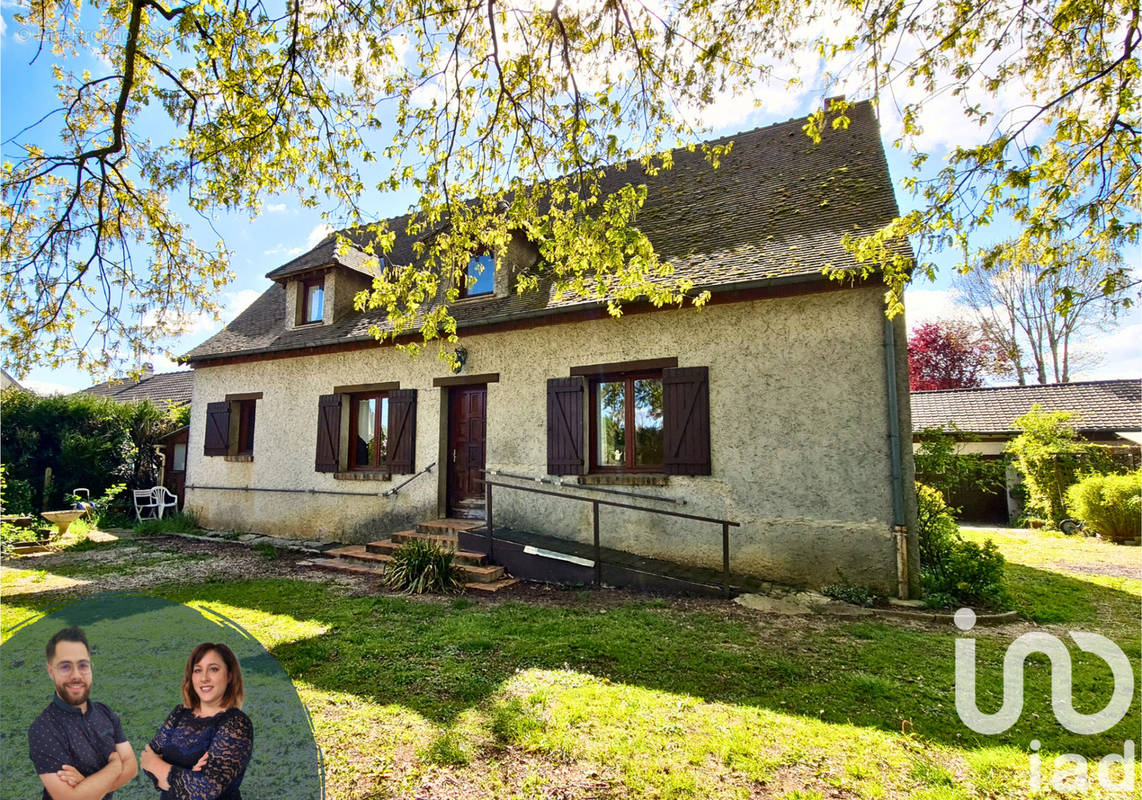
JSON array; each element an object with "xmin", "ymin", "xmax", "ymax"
[{"xmin": 40, "ymin": 509, "xmax": 86, "ymax": 538}]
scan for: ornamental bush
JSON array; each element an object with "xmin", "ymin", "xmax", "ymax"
[
  {"xmin": 916, "ymin": 482, "xmax": 1010, "ymax": 609},
  {"xmin": 1066, "ymin": 472, "xmax": 1142, "ymax": 543},
  {"xmin": 385, "ymin": 538, "xmax": 463, "ymax": 594}
]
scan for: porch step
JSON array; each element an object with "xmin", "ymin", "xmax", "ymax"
[
  {"xmin": 317, "ymin": 537, "xmax": 506, "ymax": 584},
  {"xmin": 464, "ymin": 578, "xmax": 519, "ymax": 594},
  {"xmin": 390, "ymin": 530, "xmax": 461, "ymax": 551},
  {"xmin": 416, "ymin": 518, "xmax": 484, "ymax": 535},
  {"xmin": 367, "ymin": 536, "xmax": 488, "ymax": 566},
  {"xmin": 307, "ymin": 557, "xmax": 386, "ymax": 577}
]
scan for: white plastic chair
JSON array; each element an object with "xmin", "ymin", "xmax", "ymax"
[
  {"xmin": 152, "ymin": 486, "xmax": 178, "ymax": 518},
  {"xmin": 134, "ymin": 489, "xmax": 160, "ymax": 521}
]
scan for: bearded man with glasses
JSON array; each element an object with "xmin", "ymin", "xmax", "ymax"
[{"xmin": 28, "ymin": 626, "xmax": 137, "ymax": 799}]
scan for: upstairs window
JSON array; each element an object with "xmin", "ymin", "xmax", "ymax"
[
  {"xmin": 458, "ymin": 253, "xmax": 494, "ymax": 299},
  {"xmin": 302, "ymin": 277, "xmax": 324, "ymax": 323}
]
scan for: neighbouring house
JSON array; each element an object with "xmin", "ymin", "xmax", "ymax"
[
  {"xmin": 1, "ymin": 369, "xmax": 22, "ymax": 391},
  {"xmin": 81, "ymin": 367, "xmax": 194, "ymax": 507},
  {"xmin": 911, "ymin": 379, "xmax": 1142, "ymax": 523},
  {"xmin": 182, "ymin": 100, "xmax": 919, "ymax": 595}
]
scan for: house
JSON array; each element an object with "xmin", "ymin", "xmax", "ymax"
[
  {"xmin": 1, "ymin": 369, "xmax": 22, "ymax": 391},
  {"xmin": 911, "ymin": 380, "xmax": 1142, "ymax": 522},
  {"xmin": 182, "ymin": 101, "xmax": 919, "ymax": 596},
  {"xmin": 80, "ymin": 367, "xmax": 194, "ymax": 506}
]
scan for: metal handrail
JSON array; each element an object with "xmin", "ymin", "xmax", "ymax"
[
  {"xmin": 383, "ymin": 462, "xmax": 435, "ymax": 497},
  {"xmin": 484, "ymin": 468, "xmax": 686, "ymax": 505},
  {"xmin": 480, "ymin": 476, "xmax": 740, "ymax": 597},
  {"xmin": 186, "ymin": 462, "xmax": 434, "ymax": 500}
]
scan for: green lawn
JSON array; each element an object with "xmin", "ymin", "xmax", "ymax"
[{"xmin": 2, "ymin": 528, "xmax": 1138, "ymax": 799}]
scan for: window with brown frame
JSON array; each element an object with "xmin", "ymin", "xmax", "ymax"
[
  {"xmin": 546, "ymin": 364, "xmax": 710, "ymax": 477},
  {"xmin": 302, "ymin": 277, "xmax": 325, "ymax": 323},
  {"xmin": 458, "ymin": 253, "xmax": 494, "ymax": 299},
  {"xmin": 348, "ymin": 392, "xmax": 389, "ymax": 470},
  {"xmin": 236, "ymin": 399, "xmax": 256, "ymax": 455},
  {"xmin": 590, "ymin": 372, "xmax": 664, "ymax": 471},
  {"xmin": 203, "ymin": 393, "xmax": 262, "ymax": 459}
]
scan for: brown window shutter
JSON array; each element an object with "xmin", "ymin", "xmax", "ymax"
[
  {"xmin": 547, "ymin": 376, "xmax": 585, "ymax": 475},
  {"xmin": 387, "ymin": 389, "xmax": 417, "ymax": 474},
  {"xmin": 663, "ymin": 366, "xmax": 710, "ymax": 475},
  {"xmin": 204, "ymin": 402, "xmax": 231, "ymax": 456},
  {"xmin": 315, "ymin": 394, "xmax": 341, "ymax": 472}
]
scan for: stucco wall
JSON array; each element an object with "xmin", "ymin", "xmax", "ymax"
[{"xmin": 185, "ymin": 284, "xmax": 916, "ymax": 593}]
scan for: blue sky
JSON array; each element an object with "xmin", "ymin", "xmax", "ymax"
[{"xmin": 2, "ymin": 6, "xmax": 1138, "ymax": 394}]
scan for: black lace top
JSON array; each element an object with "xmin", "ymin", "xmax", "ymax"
[{"xmin": 146, "ymin": 705, "xmax": 253, "ymax": 800}]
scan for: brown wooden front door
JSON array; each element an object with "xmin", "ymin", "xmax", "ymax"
[{"xmin": 447, "ymin": 385, "xmax": 487, "ymax": 518}]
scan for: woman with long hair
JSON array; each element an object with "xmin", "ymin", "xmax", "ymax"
[{"xmin": 141, "ymin": 642, "xmax": 253, "ymax": 799}]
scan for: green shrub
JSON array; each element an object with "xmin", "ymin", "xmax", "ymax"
[
  {"xmin": 384, "ymin": 538, "xmax": 463, "ymax": 594},
  {"xmin": 915, "ymin": 483, "xmax": 1010, "ymax": 609},
  {"xmin": 253, "ymin": 541, "xmax": 280, "ymax": 560},
  {"xmin": 1, "ymin": 389, "xmax": 186, "ymax": 513},
  {"xmin": 1066, "ymin": 471, "xmax": 1141, "ymax": 543},
  {"xmin": 1006, "ymin": 406, "xmax": 1116, "ymax": 527}
]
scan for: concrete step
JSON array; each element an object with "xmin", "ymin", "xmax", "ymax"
[
  {"xmin": 366, "ymin": 538, "xmax": 487, "ymax": 566},
  {"xmin": 464, "ymin": 578, "xmax": 518, "ymax": 594},
  {"xmin": 416, "ymin": 518, "xmax": 484, "ymax": 535},
  {"xmin": 308, "ymin": 557, "xmax": 386, "ymax": 577}
]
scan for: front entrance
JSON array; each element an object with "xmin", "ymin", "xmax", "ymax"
[{"xmin": 447, "ymin": 385, "xmax": 487, "ymax": 519}]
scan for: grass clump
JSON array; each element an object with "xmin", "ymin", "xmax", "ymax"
[
  {"xmin": 253, "ymin": 541, "xmax": 280, "ymax": 560},
  {"xmin": 421, "ymin": 731, "xmax": 470, "ymax": 766},
  {"xmin": 384, "ymin": 538, "xmax": 463, "ymax": 594},
  {"xmin": 489, "ymin": 696, "xmax": 547, "ymax": 747},
  {"xmin": 134, "ymin": 511, "xmax": 200, "ymax": 536},
  {"xmin": 820, "ymin": 583, "xmax": 881, "ymax": 607}
]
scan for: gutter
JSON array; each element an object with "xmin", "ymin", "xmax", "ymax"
[
  {"xmin": 186, "ymin": 270, "xmax": 868, "ymax": 367},
  {"xmin": 883, "ymin": 315, "xmax": 910, "ymax": 599}
]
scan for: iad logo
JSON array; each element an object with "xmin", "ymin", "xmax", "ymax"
[{"xmin": 953, "ymin": 608, "xmax": 1136, "ymax": 793}]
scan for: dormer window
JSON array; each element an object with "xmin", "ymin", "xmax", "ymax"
[
  {"xmin": 458, "ymin": 253, "xmax": 494, "ymax": 299},
  {"xmin": 302, "ymin": 277, "xmax": 325, "ymax": 323}
]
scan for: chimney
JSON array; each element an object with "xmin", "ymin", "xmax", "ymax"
[
  {"xmin": 824, "ymin": 94, "xmax": 846, "ymax": 112},
  {"xmin": 140, "ymin": 362, "xmax": 154, "ymax": 380}
]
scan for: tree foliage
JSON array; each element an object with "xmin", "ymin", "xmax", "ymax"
[
  {"xmin": 907, "ymin": 320, "xmax": 1000, "ymax": 391},
  {"xmin": 1006, "ymin": 404, "xmax": 1117, "ymax": 526},
  {"xmin": 955, "ymin": 238, "xmax": 1123, "ymax": 384},
  {"xmin": 3, "ymin": 0, "xmax": 1139, "ymax": 375},
  {"xmin": 913, "ymin": 424, "xmax": 1006, "ymax": 506},
  {"xmin": 0, "ymin": 388, "xmax": 184, "ymax": 511}
]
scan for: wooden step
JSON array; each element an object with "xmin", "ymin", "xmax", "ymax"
[
  {"xmin": 458, "ymin": 563, "xmax": 505, "ymax": 583},
  {"xmin": 366, "ymin": 538, "xmax": 487, "ymax": 566},
  {"xmin": 325, "ymin": 544, "xmax": 395, "ymax": 567},
  {"xmin": 417, "ymin": 518, "xmax": 484, "ymax": 535}
]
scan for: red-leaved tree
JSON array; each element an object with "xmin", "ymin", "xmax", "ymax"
[{"xmin": 908, "ymin": 321, "xmax": 998, "ymax": 391}]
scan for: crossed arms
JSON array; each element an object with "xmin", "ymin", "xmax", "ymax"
[{"xmin": 38, "ymin": 741, "xmax": 137, "ymax": 800}]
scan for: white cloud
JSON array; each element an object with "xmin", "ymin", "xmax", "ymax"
[
  {"xmin": 20, "ymin": 378, "xmax": 79, "ymax": 396},
  {"xmin": 263, "ymin": 202, "xmax": 288, "ymax": 214},
  {"xmin": 306, "ymin": 223, "xmax": 334, "ymax": 249},
  {"xmin": 901, "ymin": 287, "xmax": 971, "ymax": 330}
]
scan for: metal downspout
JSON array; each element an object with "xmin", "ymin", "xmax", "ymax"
[{"xmin": 883, "ymin": 316, "xmax": 909, "ymax": 598}]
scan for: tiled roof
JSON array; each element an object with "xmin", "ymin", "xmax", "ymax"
[
  {"xmin": 910, "ymin": 380, "xmax": 1141, "ymax": 435},
  {"xmin": 186, "ymin": 100, "xmax": 906, "ymax": 363},
  {"xmin": 80, "ymin": 371, "xmax": 194, "ymax": 406}
]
